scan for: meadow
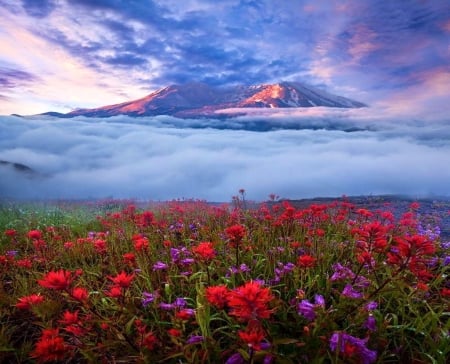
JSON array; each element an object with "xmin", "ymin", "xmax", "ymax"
[{"xmin": 0, "ymin": 195, "xmax": 449, "ymax": 363}]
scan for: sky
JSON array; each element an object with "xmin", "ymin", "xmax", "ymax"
[
  {"xmin": 0, "ymin": 0, "xmax": 449, "ymax": 115},
  {"xmin": 1, "ymin": 0, "xmax": 449, "ymax": 201}
]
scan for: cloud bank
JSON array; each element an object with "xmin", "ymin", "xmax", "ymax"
[{"xmin": 1, "ymin": 111, "xmax": 449, "ymax": 201}]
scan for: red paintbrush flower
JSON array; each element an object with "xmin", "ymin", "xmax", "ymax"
[
  {"xmin": 38, "ymin": 269, "xmax": 73, "ymax": 291},
  {"xmin": 225, "ymin": 224, "xmax": 246, "ymax": 245},
  {"xmin": 108, "ymin": 271, "xmax": 134, "ymax": 288},
  {"xmin": 15, "ymin": 294, "xmax": 45, "ymax": 310},
  {"xmin": 297, "ymin": 254, "xmax": 317, "ymax": 268},
  {"xmin": 27, "ymin": 229, "xmax": 42, "ymax": 240},
  {"xmin": 227, "ymin": 281, "xmax": 275, "ymax": 322},
  {"xmin": 105, "ymin": 286, "xmax": 123, "ymax": 298},
  {"xmin": 238, "ymin": 322, "xmax": 266, "ymax": 351},
  {"xmin": 71, "ymin": 287, "xmax": 89, "ymax": 302},
  {"xmin": 59, "ymin": 310, "xmax": 80, "ymax": 326},
  {"xmin": 192, "ymin": 241, "xmax": 216, "ymax": 261},
  {"xmin": 205, "ymin": 285, "xmax": 229, "ymax": 309},
  {"xmin": 4, "ymin": 229, "xmax": 17, "ymax": 237},
  {"xmin": 30, "ymin": 328, "xmax": 71, "ymax": 363}
]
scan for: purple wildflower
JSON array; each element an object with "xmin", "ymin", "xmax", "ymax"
[
  {"xmin": 342, "ymin": 284, "xmax": 364, "ymax": 299},
  {"xmin": 364, "ymin": 315, "xmax": 377, "ymax": 332},
  {"xmin": 181, "ymin": 258, "xmax": 195, "ymax": 265},
  {"xmin": 226, "ymin": 353, "xmax": 245, "ymax": 364},
  {"xmin": 443, "ymin": 255, "xmax": 450, "ymax": 266},
  {"xmin": 329, "ymin": 332, "xmax": 377, "ymax": 364},
  {"xmin": 228, "ymin": 263, "xmax": 251, "ymax": 276},
  {"xmin": 153, "ymin": 261, "xmax": 168, "ymax": 270},
  {"xmin": 330, "ymin": 263, "xmax": 355, "ymax": 281},
  {"xmin": 142, "ymin": 291, "xmax": 156, "ymax": 307},
  {"xmin": 365, "ymin": 301, "xmax": 378, "ymax": 311},
  {"xmin": 297, "ymin": 294, "xmax": 325, "ymax": 321},
  {"xmin": 6, "ymin": 250, "xmax": 18, "ymax": 257},
  {"xmin": 159, "ymin": 302, "xmax": 175, "ymax": 310},
  {"xmin": 174, "ymin": 297, "xmax": 187, "ymax": 308},
  {"xmin": 186, "ymin": 335, "xmax": 204, "ymax": 344}
]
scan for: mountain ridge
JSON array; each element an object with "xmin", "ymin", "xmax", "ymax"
[{"xmin": 41, "ymin": 81, "xmax": 367, "ymax": 119}]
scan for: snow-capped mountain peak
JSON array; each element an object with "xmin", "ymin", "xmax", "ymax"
[{"xmin": 49, "ymin": 81, "xmax": 366, "ymax": 118}]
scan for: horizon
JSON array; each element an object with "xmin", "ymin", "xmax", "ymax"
[{"xmin": 1, "ymin": 1, "xmax": 449, "ymax": 117}]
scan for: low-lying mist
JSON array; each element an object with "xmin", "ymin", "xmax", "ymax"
[{"xmin": 1, "ymin": 108, "xmax": 449, "ymax": 201}]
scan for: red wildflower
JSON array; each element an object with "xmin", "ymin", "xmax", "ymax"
[
  {"xmin": 4, "ymin": 228, "xmax": 17, "ymax": 237},
  {"xmin": 105, "ymin": 286, "xmax": 123, "ymax": 298},
  {"xmin": 94, "ymin": 239, "xmax": 107, "ymax": 254},
  {"xmin": 33, "ymin": 239, "xmax": 47, "ymax": 250},
  {"xmin": 64, "ymin": 325, "xmax": 86, "ymax": 337},
  {"xmin": 205, "ymin": 285, "xmax": 229, "ymax": 309},
  {"xmin": 133, "ymin": 237, "xmax": 149, "ymax": 251},
  {"xmin": 238, "ymin": 322, "xmax": 266, "ymax": 351},
  {"xmin": 30, "ymin": 328, "xmax": 70, "ymax": 363},
  {"xmin": 227, "ymin": 281, "xmax": 275, "ymax": 322},
  {"xmin": 297, "ymin": 254, "xmax": 317, "ymax": 268},
  {"xmin": 38, "ymin": 269, "xmax": 73, "ymax": 291},
  {"xmin": 225, "ymin": 224, "xmax": 246, "ymax": 245},
  {"xmin": 142, "ymin": 332, "xmax": 158, "ymax": 350},
  {"xmin": 192, "ymin": 241, "xmax": 216, "ymax": 261},
  {"xmin": 59, "ymin": 310, "xmax": 80, "ymax": 326},
  {"xmin": 390, "ymin": 235, "xmax": 436, "ymax": 273},
  {"xmin": 441, "ymin": 288, "xmax": 450, "ymax": 297},
  {"xmin": 15, "ymin": 294, "xmax": 45, "ymax": 310},
  {"xmin": 71, "ymin": 287, "xmax": 89, "ymax": 302},
  {"xmin": 123, "ymin": 252, "xmax": 136, "ymax": 265},
  {"xmin": 108, "ymin": 271, "xmax": 134, "ymax": 288},
  {"xmin": 16, "ymin": 258, "xmax": 33, "ymax": 269},
  {"xmin": 176, "ymin": 309, "xmax": 195, "ymax": 320},
  {"xmin": 167, "ymin": 328, "xmax": 182, "ymax": 337},
  {"xmin": 27, "ymin": 229, "xmax": 42, "ymax": 240}
]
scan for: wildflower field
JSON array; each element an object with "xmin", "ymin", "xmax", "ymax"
[{"xmin": 0, "ymin": 196, "xmax": 449, "ymax": 363}]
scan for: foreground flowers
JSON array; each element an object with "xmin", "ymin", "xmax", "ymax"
[{"xmin": 1, "ymin": 198, "xmax": 449, "ymax": 363}]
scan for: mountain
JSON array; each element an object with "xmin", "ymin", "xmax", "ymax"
[
  {"xmin": 0, "ymin": 160, "xmax": 38, "ymax": 177},
  {"xmin": 50, "ymin": 82, "xmax": 366, "ymax": 119}
]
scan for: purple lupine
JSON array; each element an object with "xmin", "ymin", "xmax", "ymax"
[
  {"xmin": 226, "ymin": 353, "xmax": 245, "ymax": 364},
  {"xmin": 330, "ymin": 263, "xmax": 355, "ymax": 281},
  {"xmin": 228, "ymin": 263, "xmax": 251, "ymax": 276},
  {"xmin": 329, "ymin": 332, "xmax": 377, "ymax": 364},
  {"xmin": 142, "ymin": 291, "xmax": 157, "ymax": 307},
  {"xmin": 297, "ymin": 294, "xmax": 325, "ymax": 321},
  {"xmin": 153, "ymin": 261, "xmax": 168, "ymax": 270},
  {"xmin": 180, "ymin": 258, "xmax": 195, "ymax": 266},
  {"xmin": 365, "ymin": 301, "xmax": 378, "ymax": 311},
  {"xmin": 159, "ymin": 302, "xmax": 175, "ymax": 310},
  {"xmin": 186, "ymin": 335, "xmax": 204, "ymax": 344},
  {"xmin": 342, "ymin": 284, "xmax": 364, "ymax": 299},
  {"xmin": 174, "ymin": 297, "xmax": 187, "ymax": 308},
  {"xmin": 363, "ymin": 315, "xmax": 377, "ymax": 332}
]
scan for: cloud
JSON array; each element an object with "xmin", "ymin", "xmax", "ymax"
[
  {"xmin": 1, "ymin": 111, "xmax": 449, "ymax": 201},
  {"xmin": 0, "ymin": 67, "xmax": 38, "ymax": 89}
]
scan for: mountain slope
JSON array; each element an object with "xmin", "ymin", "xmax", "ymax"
[{"xmin": 55, "ymin": 82, "xmax": 366, "ymax": 118}]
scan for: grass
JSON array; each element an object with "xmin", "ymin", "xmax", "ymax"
[{"xmin": 0, "ymin": 196, "xmax": 449, "ymax": 363}]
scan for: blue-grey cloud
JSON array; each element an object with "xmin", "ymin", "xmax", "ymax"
[
  {"xmin": 1, "ymin": 111, "xmax": 449, "ymax": 201},
  {"xmin": 21, "ymin": 0, "xmax": 57, "ymax": 18},
  {"xmin": 0, "ymin": 67, "xmax": 38, "ymax": 88}
]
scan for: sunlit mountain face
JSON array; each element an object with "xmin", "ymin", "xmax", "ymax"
[{"xmin": 41, "ymin": 82, "xmax": 366, "ymax": 119}]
